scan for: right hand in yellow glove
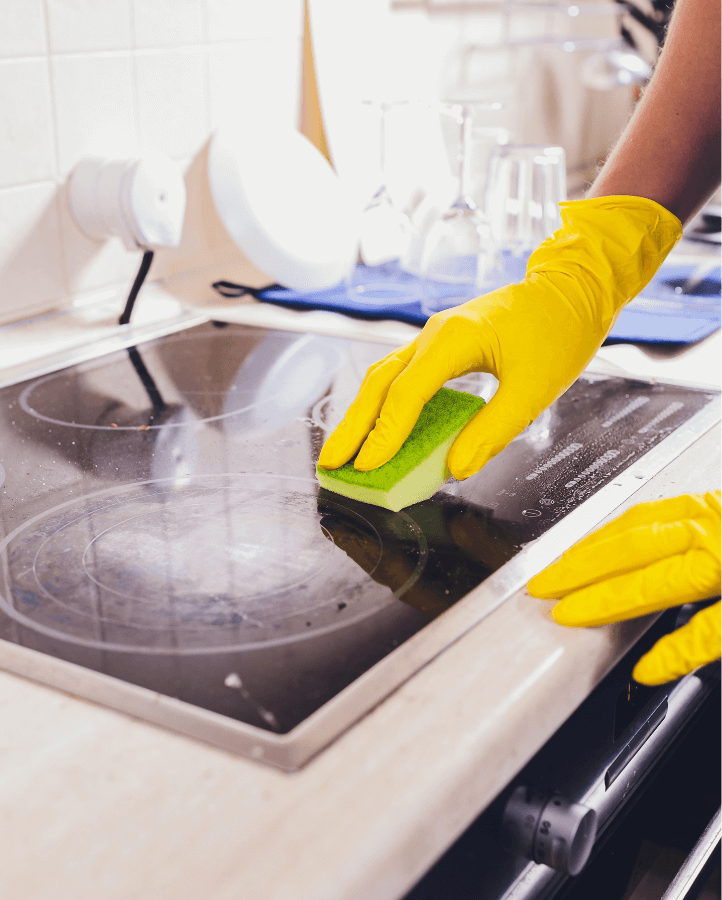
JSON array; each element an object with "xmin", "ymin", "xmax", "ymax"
[{"xmin": 318, "ymin": 196, "xmax": 681, "ymax": 479}]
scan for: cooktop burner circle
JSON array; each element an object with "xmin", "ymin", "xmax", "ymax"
[
  {"xmin": 80, "ymin": 498, "xmax": 336, "ymax": 606},
  {"xmin": 18, "ymin": 330, "xmax": 347, "ymax": 432},
  {"xmin": 0, "ymin": 474, "xmax": 427, "ymax": 654}
]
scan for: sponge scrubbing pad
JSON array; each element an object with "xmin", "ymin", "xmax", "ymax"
[{"xmin": 316, "ymin": 388, "xmax": 485, "ymax": 512}]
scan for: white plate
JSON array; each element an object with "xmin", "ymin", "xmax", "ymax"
[{"xmin": 208, "ymin": 121, "xmax": 359, "ymax": 292}]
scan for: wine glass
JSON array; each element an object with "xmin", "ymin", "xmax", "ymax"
[
  {"xmin": 346, "ymin": 101, "xmax": 419, "ymax": 305},
  {"xmin": 420, "ymin": 103, "xmax": 498, "ymax": 317}
]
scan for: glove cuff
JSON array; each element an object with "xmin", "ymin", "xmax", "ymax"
[{"xmin": 526, "ymin": 195, "xmax": 683, "ymax": 318}]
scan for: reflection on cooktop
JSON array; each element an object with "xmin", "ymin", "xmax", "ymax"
[
  {"xmin": 0, "ymin": 321, "xmax": 717, "ymax": 748},
  {"xmin": 3, "ymin": 474, "xmax": 427, "ymax": 653},
  {"xmin": 19, "ymin": 330, "xmax": 347, "ymax": 432}
]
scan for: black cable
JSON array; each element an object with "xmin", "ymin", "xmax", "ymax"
[
  {"xmin": 211, "ymin": 280, "xmax": 284, "ymax": 298},
  {"xmin": 126, "ymin": 346, "xmax": 166, "ymax": 417},
  {"xmin": 119, "ymin": 249, "xmax": 155, "ymax": 326}
]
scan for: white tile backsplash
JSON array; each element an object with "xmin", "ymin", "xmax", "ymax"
[
  {"xmin": 0, "ymin": 183, "xmax": 64, "ymax": 325},
  {"xmin": 135, "ymin": 48, "xmax": 208, "ymax": 158},
  {"xmin": 0, "ymin": 1, "xmax": 303, "ymax": 326},
  {"xmin": 206, "ymin": 0, "xmax": 303, "ymax": 42},
  {"xmin": 52, "ymin": 53, "xmax": 139, "ymax": 176},
  {"xmin": 132, "ymin": 0, "xmax": 206, "ymax": 49},
  {"xmin": 46, "ymin": 0, "xmax": 134, "ymax": 54},
  {"xmin": 0, "ymin": 60, "xmax": 56, "ymax": 187},
  {"xmin": 0, "ymin": 0, "xmax": 47, "ymax": 58},
  {"xmin": 208, "ymin": 37, "xmax": 302, "ymax": 133}
]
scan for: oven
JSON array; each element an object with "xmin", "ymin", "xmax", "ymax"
[{"xmin": 405, "ymin": 605, "xmax": 721, "ymax": 900}]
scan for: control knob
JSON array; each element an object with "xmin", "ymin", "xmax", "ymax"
[{"xmin": 500, "ymin": 786, "xmax": 597, "ymax": 876}]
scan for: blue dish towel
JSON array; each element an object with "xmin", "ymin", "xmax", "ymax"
[
  {"xmin": 218, "ymin": 257, "xmax": 721, "ymax": 345},
  {"xmin": 607, "ymin": 262, "xmax": 721, "ymax": 344}
]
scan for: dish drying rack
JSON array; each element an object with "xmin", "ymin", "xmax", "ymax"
[{"xmin": 389, "ymin": 0, "xmax": 666, "ymax": 67}]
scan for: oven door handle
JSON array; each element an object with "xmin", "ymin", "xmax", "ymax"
[{"xmin": 661, "ymin": 807, "xmax": 721, "ymax": 900}]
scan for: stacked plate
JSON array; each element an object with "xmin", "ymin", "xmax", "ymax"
[{"xmin": 208, "ymin": 119, "xmax": 359, "ymax": 292}]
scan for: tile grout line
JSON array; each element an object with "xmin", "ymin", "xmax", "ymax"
[
  {"xmin": 129, "ymin": 0, "xmax": 143, "ymax": 152},
  {"xmin": 39, "ymin": 0, "xmax": 61, "ymax": 182},
  {"xmin": 0, "ymin": 178, "xmax": 60, "ymax": 193},
  {"xmin": 0, "ymin": 35, "xmax": 305, "ymax": 66},
  {"xmin": 40, "ymin": 0, "xmax": 70, "ymax": 304},
  {"xmin": 201, "ymin": 0, "xmax": 213, "ymax": 135}
]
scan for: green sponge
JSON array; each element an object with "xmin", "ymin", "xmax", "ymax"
[{"xmin": 316, "ymin": 388, "xmax": 485, "ymax": 512}]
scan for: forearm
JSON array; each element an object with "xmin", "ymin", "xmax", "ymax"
[{"xmin": 588, "ymin": 0, "xmax": 721, "ymax": 224}]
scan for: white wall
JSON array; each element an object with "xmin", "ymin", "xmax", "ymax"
[{"xmin": 0, "ymin": 0, "xmax": 303, "ymax": 327}]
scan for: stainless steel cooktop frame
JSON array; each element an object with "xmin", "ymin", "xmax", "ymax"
[{"xmin": 0, "ymin": 316, "xmax": 719, "ymax": 770}]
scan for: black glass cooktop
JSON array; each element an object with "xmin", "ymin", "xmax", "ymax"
[{"xmin": 0, "ymin": 322, "xmax": 716, "ymax": 753}]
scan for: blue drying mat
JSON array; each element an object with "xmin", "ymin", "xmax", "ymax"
[
  {"xmin": 213, "ymin": 256, "xmax": 529, "ymax": 327},
  {"xmin": 244, "ymin": 265, "xmax": 428, "ymax": 327},
  {"xmin": 218, "ymin": 262, "xmax": 511, "ymax": 328},
  {"xmin": 213, "ymin": 258, "xmax": 720, "ymax": 345},
  {"xmin": 606, "ymin": 262, "xmax": 721, "ymax": 344}
]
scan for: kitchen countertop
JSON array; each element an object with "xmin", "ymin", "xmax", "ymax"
[{"xmin": 0, "ymin": 265, "xmax": 719, "ymax": 900}]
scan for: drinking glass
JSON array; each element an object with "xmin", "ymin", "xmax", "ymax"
[
  {"xmin": 346, "ymin": 101, "xmax": 419, "ymax": 305},
  {"xmin": 485, "ymin": 144, "xmax": 567, "ymax": 260},
  {"xmin": 419, "ymin": 104, "xmax": 498, "ymax": 317}
]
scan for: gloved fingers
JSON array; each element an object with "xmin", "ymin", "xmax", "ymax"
[
  {"xmin": 353, "ymin": 342, "xmax": 463, "ymax": 472},
  {"xmin": 552, "ymin": 493, "xmax": 718, "ymax": 557},
  {"xmin": 446, "ymin": 384, "xmax": 536, "ymax": 480},
  {"xmin": 317, "ymin": 342, "xmax": 417, "ymax": 469},
  {"xmin": 528, "ymin": 518, "xmax": 711, "ymax": 599},
  {"xmin": 632, "ymin": 602, "xmax": 721, "ymax": 686},
  {"xmin": 550, "ymin": 548, "xmax": 721, "ymax": 626}
]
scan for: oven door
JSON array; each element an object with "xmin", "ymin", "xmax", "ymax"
[{"xmin": 405, "ymin": 604, "xmax": 721, "ymax": 900}]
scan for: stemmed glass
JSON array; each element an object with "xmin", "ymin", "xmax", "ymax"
[
  {"xmin": 420, "ymin": 103, "xmax": 497, "ymax": 316},
  {"xmin": 346, "ymin": 101, "xmax": 418, "ymax": 304}
]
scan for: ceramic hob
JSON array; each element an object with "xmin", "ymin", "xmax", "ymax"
[{"xmin": 0, "ymin": 321, "xmax": 718, "ymax": 768}]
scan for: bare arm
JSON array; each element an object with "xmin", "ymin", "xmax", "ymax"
[{"xmin": 588, "ymin": 0, "xmax": 721, "ymax": 224}]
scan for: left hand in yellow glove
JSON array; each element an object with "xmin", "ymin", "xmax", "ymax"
[{"xmin": 527, "ymin": 491, "xmax": 721, "ymax": 686}]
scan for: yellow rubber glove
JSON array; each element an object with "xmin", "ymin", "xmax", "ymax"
[
  {"xmin": 318, "ymin": 196, "xmax": 681, "ymax": 479},
  {"xmin": 527, "ymin": 492, "xmax": 721, "ymax": 686}
]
